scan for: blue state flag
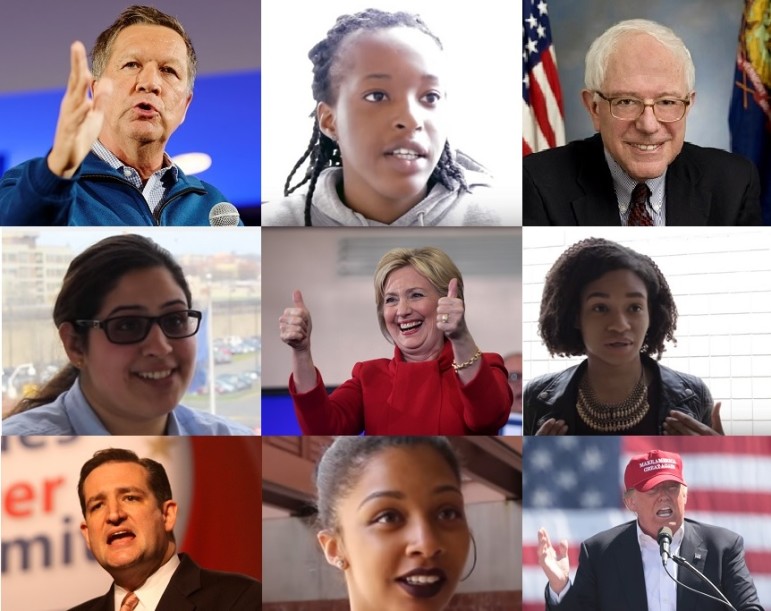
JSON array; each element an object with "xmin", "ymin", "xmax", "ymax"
[{"xmin": 729, "ymin": 0, "xmax": 771, "ymax": 224}]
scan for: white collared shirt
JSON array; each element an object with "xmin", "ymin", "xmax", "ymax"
[
  {"xmin": 547, "ymin": 522, "xmax": 684, "ymax": 607},
  {"xmin": 113, "ymin": 553, "xmax": 181, "ymax": 611},
  {"xmin": 637, "ymin": 521, "xmax": 683, "ymax": 611}
]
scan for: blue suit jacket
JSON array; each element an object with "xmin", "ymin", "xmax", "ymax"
[{"xmin": 0, "ymin": 152, "xmax": 235, "ymax": 226}]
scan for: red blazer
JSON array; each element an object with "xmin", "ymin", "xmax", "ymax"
[{"xmin": 289, "ymin": 341, "xmax": 511, "ymax": 435}]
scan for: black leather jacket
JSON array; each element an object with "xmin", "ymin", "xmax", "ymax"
[{"xmin": 523, "ymin": 356, "xmax": 713, "ymax": 435}]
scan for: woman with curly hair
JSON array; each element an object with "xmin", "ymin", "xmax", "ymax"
[{"xmin": 523, "ymin": 238, "xmax": 721, "ymax": 436}]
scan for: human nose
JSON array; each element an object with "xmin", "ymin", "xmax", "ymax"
[
  {"xmin": 396, "ymin": 298, "xmax": 411, "ymax": 317},
  {"xmin": 136, "ymin": 64, "xmax": 162, "ymax": 94},
  {"xmin": 634, "ymin": 104, "xmax": 660, "ymax": 133},
  {"xmin": 141, "ymin": 321, "xmax": 173, "ymax": 356},
  {"xmin": 393, "ymin": 98, "xmax": 423, "ymax": 131},
  {"xmin": 406, "ymin": 518, "xmax": 443, "ymax": 558},
  {"xmin": 607, "ymin": 310, "xmax": 631, "ymax": 332},
  {"xmin": 106, "ymin": 498, "xmax": 126, "ymax": 523}
]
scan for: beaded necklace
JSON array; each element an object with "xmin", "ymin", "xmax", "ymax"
[{"xmin": 576, "ymin": 370, "xmax": 649, "ymax": 432}]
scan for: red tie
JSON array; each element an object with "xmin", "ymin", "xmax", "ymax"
[
  {"xmin": 120, "ymin": 592, "xmax": 139, "ymax": 611},
  {"xmin": 628, "ymin": 182, "xmax": 653, "ymax": 226}
]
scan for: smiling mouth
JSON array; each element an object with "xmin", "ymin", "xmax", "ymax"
[
  {"xmin": 396, "ymin": 571, "xmax": 447, "ymax": 598},
  {"xmin": 399, "ymin": 320, "xmax": 423, "ymax": 332},
  {"xmin": 136, "ymin": 369, "xmax": 173, "ymax": 380},
  {"xmin": 629, "ymin": 143, "xmax": 661, "ymax": 152}
]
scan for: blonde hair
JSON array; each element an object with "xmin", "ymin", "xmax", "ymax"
[{"xmin": 373, "ymin": 247, "xmax": 464, "ymax": 342}]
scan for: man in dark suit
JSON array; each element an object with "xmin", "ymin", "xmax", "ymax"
[
  {"xmin": 68, "ymin": 448, "xmax": 261, "ymax": 611},
  {"xmin": 523, "ymin": 19, "xmax": 762, "ymax": 226},
  {"xmin": 537, "ymin": 449, "xmax": 763, "ymax": 610}
]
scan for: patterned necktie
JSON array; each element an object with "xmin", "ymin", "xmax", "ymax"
[
  {"xmin": 120, "ymin": 592, "xmax": 139, "ymax": 611},
  {"xmin": 628, "ymin": 182, "xmax": 653, "ymax": 226}
]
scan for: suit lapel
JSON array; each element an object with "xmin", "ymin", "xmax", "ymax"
[
  {"xmin": 572, "ymin": 136, "xmax": 623, "ymax": 225},
  {"xmin": 665, "ymin": 151, "xmax": 710, "ymax": 225},
  {"xmin": 156, "ymin": 554, "xmax": 199, "ymax": 611},
  {"xmin": 613, "ymin": 525, "xmax": 650, "ymax": 611},
  {"xmin": 676, "ymin": 523, "xmax": 710, "ymax": 610}
]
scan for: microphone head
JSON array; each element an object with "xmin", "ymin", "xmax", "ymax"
[
  {"xmin": 209, "ymin": 202, "xmax": 241, "ymax": 226},
  {"xmin": 658, "ymin": 526, "xmax": 673, "ymax": 542}
]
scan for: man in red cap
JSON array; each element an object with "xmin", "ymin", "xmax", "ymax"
[{"xmin": 537, "ymin": 449, "xmax": 762, "ymax": 610}]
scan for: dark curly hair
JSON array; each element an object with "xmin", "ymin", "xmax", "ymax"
[
  {"xmin": 283, "ymin": 8, "xmax": 469, "ymax": 226},
  {"xmin": 538, "ymin": 238, "xmax": 677, "ymax": 360}
]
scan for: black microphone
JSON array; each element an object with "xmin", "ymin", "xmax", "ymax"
[
  {"xmin": 209, "ymin": 202, "xmax": 241, "ymax": 226},
  {"xmin": 658, "ymin": 526, "xmax": 672, "ymax": 566}
]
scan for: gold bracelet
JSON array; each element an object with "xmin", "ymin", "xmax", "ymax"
[{"xmin": 453, "ymin": 349, "xmax": 482, "ymax": 372}]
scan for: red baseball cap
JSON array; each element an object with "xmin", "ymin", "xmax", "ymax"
[{"xmin": 624, "ymin": 450, "xmax": 687, "ymax": 492}]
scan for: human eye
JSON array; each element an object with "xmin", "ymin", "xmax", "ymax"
[
  {"xmin": 384, "ymin": 295, "xmax": 398, "ymax": 305},
  {"xmin": 438, "ymin": 505, "xmax": 465, "ymax": 521},
  {"xmin": 163, "ymin": 311, "xmax": 188, "ymax": 329},
  {"xmin": 629, "ymin": 303, "xmax": 645, "ymax": 313},
  {"xmin": 613, "ymin": 97, "xmax": 639, "ymax": 107},
  {"xmin": 161, "ymin": 66, "xmax": 180, "ymax": 77},
  {"xmin": 111, "ymin": 317, "xmax": 143, "ymax": 332},
  {"xmin": 122, "ymin": 61, "xmax": 140, "ymax": 69},
  {"xmin": 410, "ymin": 291, "xmax": 425, "ymax": 299},
  {"xmin": 590, "ymin": 303, "xmax": 608, "ymax": 313},
  {"xmin": 372, "ymin": 509, "xmax": 403, "ymax": 525},
  {"xmin": 363, "ymin": 91, "xmax": 388, "ymax": 103},
  {"xmin": 421, "ymin": 90, "xmax": 442, "ymax": 105},
  {"xmin": 656, "ymin": 98, "xmax": 680, "ymax": 107}
]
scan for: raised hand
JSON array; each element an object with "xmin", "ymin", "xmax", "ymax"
[
  {"xmin": 663, "ymin": 403, "xmax": 723, "ymax": 436},
  {"xmin": 436, "ymin": 278, "xmax": 466, "ymax": 340},
  {"xmin": 47, "ymin": 41, "xmax": 113, "ymax": 178},
  {"xmin": 535, "ymin": 418, "xmax": 569, "ymax": 435},
  {"xmin": 279, "ymin": 289, "xmax": 312, "ymax": 352},
  {"xmin": 538, "ymin": 527, "xmax": 570, "ymax": 594}
]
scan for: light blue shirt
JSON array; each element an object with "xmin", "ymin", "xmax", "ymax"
[
  {"xmin": 1, "ymin": 378, "xmax": 254, "ymax": 436},
  {"xmin": 605, "ymin": 149, "xmax": 667, "ymax": 226}
]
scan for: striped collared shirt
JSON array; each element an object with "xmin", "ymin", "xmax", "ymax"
[
  {"xmin": 91, "ymin": 140, "xmax": 179, "ymax": 213},
  {"xmin": 605, "ymin": 149, "xmax": 667, "ymax": 226}
]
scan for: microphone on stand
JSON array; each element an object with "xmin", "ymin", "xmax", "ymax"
[
  {"xmin": 657, "ymin": 526, "xmax": 672, "ymax": 566},
  {"xmin": 209, "ymin": 202, "xmax": 241, "ymax": 226}
]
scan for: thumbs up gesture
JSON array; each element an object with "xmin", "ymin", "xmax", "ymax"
[
  {"xmin": 279, "ymin": 289, "xmax": 312, "ymax": 351},
  {"xmin": 436, "ymin": 278, "xmax": 466, "ymax": 340}
]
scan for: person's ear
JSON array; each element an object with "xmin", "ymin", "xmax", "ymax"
[
  {"xmin": 623, "ymin": 491, "xmax": 638, "ymax": 513},
  {"xmin": 59, "ymin": 322, "xmax": 86, "ymax": 367},
  {"xmin": 317, "ymin": 102, "xmax": 337, "ymax": 142},
  {"xmin": 317, "ymin": 529, "xmax": 347, "ymax": 570},
  {"xmin": 581, "ymin": 89, "xmax": 602, "ymax": 132}
]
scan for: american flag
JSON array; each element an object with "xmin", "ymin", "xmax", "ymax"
[
  {"xmin": 522, "ymin": 0, "xmax": 565, "ymax": 155},
  {"xmin": 522, "ymin": 436, "xmax": 771, "ymax": 611}
]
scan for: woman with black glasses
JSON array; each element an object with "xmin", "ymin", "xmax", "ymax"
[{"xmin": 2, "ymin": 234, "xmax": 253, "ymax": 435}]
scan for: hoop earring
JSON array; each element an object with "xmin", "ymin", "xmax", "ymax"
[{"xmin": 460, "ymin": 532, "xmax": 477, "ymax": 582}]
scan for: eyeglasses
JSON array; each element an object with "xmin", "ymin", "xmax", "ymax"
[
  {"xmin": 594, "ymin": 91, "xmax": 691, "ymax": 122},
  {"xmin": 75, "ymin": 310, "xmax": 202, "ymax": 344}
]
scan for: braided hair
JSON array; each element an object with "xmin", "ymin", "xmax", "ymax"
[{"xmin": 284, "ymin": 8, "xmax": 469, "ymax": 226}]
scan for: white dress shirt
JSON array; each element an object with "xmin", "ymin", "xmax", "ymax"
[
  {"xmin": 637, "ymin": 521, "xmax": 683, "ymax": 611},
  {"xmin": 113, "ymin": 553, "xmax": 181, "ymax": 611}
]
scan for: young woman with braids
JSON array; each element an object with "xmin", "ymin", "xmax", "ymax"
[
  {"xmin": 261, "ymin": 8, "xmax": 506, "ymax": 227},
  {"xmin": 523, "ymin": 238, "xmax": 723, "ymax": 436}
]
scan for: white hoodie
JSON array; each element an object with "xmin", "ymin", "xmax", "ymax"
[{"xmin": 261, "ymin": 160, "xmax": 515, "ymax": 226}]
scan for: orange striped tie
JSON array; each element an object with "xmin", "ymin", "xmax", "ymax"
[
  {"xmin": 628, "ymin": 182, "xmax": 653, "ymax": 226},
  {"xmin": 120, "ymin": 592, "xmax": 139, "ymax": 611}
]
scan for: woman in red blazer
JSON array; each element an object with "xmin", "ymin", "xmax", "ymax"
[{"xmin": 279, "ymin": 247, "xmax": 511, "ymax": 434}]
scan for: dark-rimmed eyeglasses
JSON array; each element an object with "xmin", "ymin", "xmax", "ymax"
[
  {"xmin": 594, "ymin": 91, "xmax": 691, "ymax": 123},
  {"xmin": 75, "ymin": 310, "xmax": 202, "ymax": 344}
]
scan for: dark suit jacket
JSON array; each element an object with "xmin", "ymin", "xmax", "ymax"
[
  {"xmin": 545, "ymin": 519, "xmax": 763, "ymax": 611},
  {"xmin": 524, "ymin": 134, "xmax": 762, "ymax": 226},
  {"xmin": 67, "ymin": 553, "xmax": 262, "ymax": 611}
]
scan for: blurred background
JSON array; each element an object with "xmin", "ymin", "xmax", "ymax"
[
  {"xmin": 1, "ymin": 227, "xmax": 261, "ymax": 432},
  {"xmin": 262, "ymin": 435, "xmax": 522, "ymax": 610},
  {"xmin": 260, "ymin": 227, "xmax": 521, "ymax": 434},
  {"xmin": 1, "ymin": 435, "xmax": 261, "ymax": 611},
  {"xmin": 0, "ymin": 0, "xmax": 261, "ymax": 224}
]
